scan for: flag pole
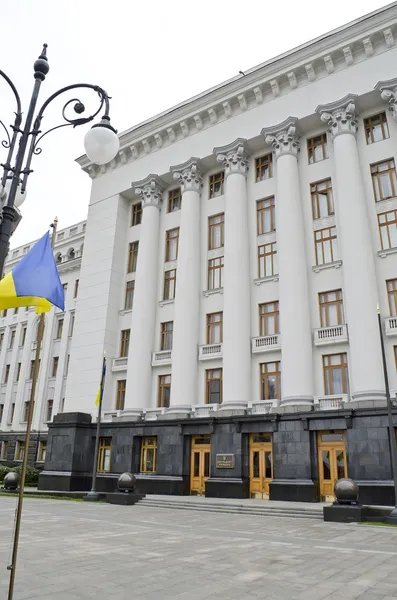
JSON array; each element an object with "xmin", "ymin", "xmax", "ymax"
[
  {"xmin": 7, "ymin": 217, "xmax": 58, "ymax": 600},
  {"xmin": 84, "ymin": 353, "xmax": 106, "ymax": 502}
]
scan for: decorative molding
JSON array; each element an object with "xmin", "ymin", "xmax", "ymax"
[
  {"xmin": 223, "ymin": 101, "xmax": 232, "ymax": 118},
  {"xmin": 374, "ymin": 196, "xmax": 397, "ymax": 214},
  {"xmin": 154, "ymin": 133, "xmax": 163, "ymax": 149},
  {"xmin": 142, "ymin": 139, "xmax": 151, "ymax": 154},
  {"xmin": 305, "ymin": 64, "xmax": 316, "ymax": 81},
  {"xmin": 208, "ymin": 108, "xmax": 217, "ymax": 124},
  {"xmin": 270, "ymin": 79, "xmax": 280, "ymax": 97},
  {"xmin": 171, "ymin": 157, "xmax": 203, "ymax": 193},
  {"xmin": 253, "ymin": 275, "xmax": 279, "ymax": 286},
  {"xmin": 343, "ymin": 46, "xmax": 353, "ymax": 66},
  {"xmin": 132, "ymin": 174, "xmax": 165, "ymax": 208},
  {"xmin": 316, "ymin": 93, "xmax": 358, "ymax": 140},
  {"xmin": 378, "ymin": 247, "xmax": 397, "ymax": 259},
  {"xmin": 194, "ymin": 115, "xmax": 203, "ymax": 130},
  {"xmin": 384, "ymin": 28, "xmax": 395, "ymax": 47},
  {"xmin": 287, "ymin": 72, "xmax": 297, "ymax": 90},
  {"xmin": 262, "ymin": 116, "xmax": 300, "ymax": 159},
  {"xmin": 203, "ymin": 288, "xmax": 223, "ymax": 298},
  {"xmin": 214, "ymin": 138, "xmax": 249, "ymax": 178},
  {"xmin": 324, "ymin": 55, "xmax": 334, "ymax": 74},
  {"xmin": 312, "ymin": 215, "xmax": 336, "ymax": 230},
  {"xmin": 362, "ymin": 37, "xmax": 373, "ymax": 56},
  {"xmin": 375, "ymin": 78, "xmax": 397, "ymax": 122},
  {"xmin": 254, "ymin": 86, "xmax": 263, "ymax": 104},
  {"xmin": 180, "ymin": 121, "xmax": 189, "ymax": 137},
  {"xmin": 238, "ymin": 94, "xmax": 248, "ymax": 111},
  {"xmin": 312, "ymin": 260, "xmax": 342, "ymax": 273},
  {"xmin": 167, "ymin": 127, "xmax": 176, "ymax": 143}
]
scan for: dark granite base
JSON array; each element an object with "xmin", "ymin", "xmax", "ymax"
[
  {"xmin": 106, "ymin": 492, "xmax": 145, "ymax": 506},
  {"xmin": 39, "ymin": 471, "xmax": 91, "ymax": 492},
  {"xmin": 324, "ymin": 505, "xmax": 366, "ymax": 523},
  {"xmin": 269, "ymin": 479, "xmax": 319, "ymax": 503},
  {"xmin": 205, "ymin": 477, "xmax": 249, "ymax": 499},
  {"xmin": 355, "ymin": 481, "xmax": 396, "ymax": 507}
]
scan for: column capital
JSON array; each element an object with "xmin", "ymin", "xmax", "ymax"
[
  {"xmin": 213, "ymin": 138, "xmax": 249, "ymax": 178},
  {"xmin": 316, "ymin": 93, "xmax": 358, "ymax": 140},
  {"xmin": 170, "ymin": 157, "xmax": 203, "ymax": 193},
  {"xmin": 375, "ymin": 78, "xmax": 397, "ymax": 122},
  {"xmin": 132, "ymin": 174, "xmax": 166, "ymax": 209},
  {"xmin": 262, "ymin": 117, "xmax": 300, "ymax": 159}
]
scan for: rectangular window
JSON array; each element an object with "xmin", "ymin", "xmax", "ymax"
[
  {"xmin": 131, "ymin": 202, "xmax": 142, "ymax": 226},
  {"xmin": 46, "ymin": 399, "xmax": 53, "ymax": 422},
  {"xmin": 158, "ymin": 375, "xmax": 171, "ymax": 408},
  {"xmin": 127, "ymin": 241, "xmax": 139, "ymax": 273},
  {"xmin": 0, "ymin": 332, "xmax": 4, "ymax": 350},
  {"xmin": 259, "ymin": 302, "xmax": 279, "ymax": 336},
  {"xmin": 371, "ymin": 159, "xmax": 397, "ymax": 202},
  {"xmin": 21, "ymin": 326, "xmax": 27, "ymax": 347},
  {"xmin": 0, "ymin": 404, "xmax": 3, "ymax": 423},
  {"xmin": 140, "ymin": 437, "xmax": 157, "ymax": 473},
  {"xmin": 208, "ymin": 213, "xmax": 224, "ymax": 249},
  {"xmin": 260, "ymin": 362, "xmax": 281, "ymax": 400},
  {"xmin": 255, "ymin": 154, "xmax": 272, "ymax": 182},
  {"xmin": 15, "ymin": 362, "xmax": 21, "ymax": 382},
  {"xmin": 163, "ymin": 269, "xmax": 176, "ymax": 300},
  {"xmin": 4, "ymin": 365, "xmax": 10, "ymax": 384},
  {"xmin": 319, "ymin": 290, "xmax": 344, "ymax": 327},
  {"xmin": 97, "ymin": 437, "xmax": 112, "ymax": 473},
  {"xmin": 23, "ymin": 401, "xmax": 30, "ymax": 422},
  {"xmin": 52, "ymin": 357, "xmax": 59, "ymax": 378},
  {"xmin": 0, "ymin": 440, "xmax": 7, "ymax": 459},
  {"xmin": 120, "ymin": 329, "xmax": 130, "ymax": 357},
  {"xmin": 60, "ymin": 398, "xmax": 65, "ymax": 413},
  {"xmin": 65, "ymin": 354, "xmax": 70, "ymax": 375},
  {"xmin": 2, "ymin": 310, "xmax": 7, "ymax": 318},
  {"xmin": 124, "ymin": 280, "xmax": 135, "ymax": 310},
  {"xmin": 14, "ymin": 308, "xmax": 18, "ymax": 315},
  {"xmin": 206, "ymin": 312, "xmax": 223, "ymax": 344},
  {"xmin": 323, "ymin": 353, "xmax": 349, "ymax": 395},
  {"xmin": 29, "ymin": 359, "xmax": 40, "ymax": 380},
  {"xmin": 314, "ymin": 227, "xmax": 338, "ymax": 265},
  {"xmin": 209, "ymin": 171, "xmax": 224, "ymax": 199},
  {"xmin": 160, "ymin": 321, "xmax": 173, "ymax": 351},
  {"xmin": 208, "ymin": 257, "xmax": 224, "ymax": 290},
  {"xmin": 62, "ymin": 283, "xmax": 68, "ymax": 292},
  {"xmin": 15, "ymin": 441, "xmax": 25, "ymax": 461},
  {"xmin": 257, "ymin": 197, "xmax": 276, "ymax": 235},
  {"xmin": 116, "ymin": 380, "xmax": 126, "ymax": 410},
  {"xmin": 9, "ymin": 330, "xmax": 15, "ymax": 349},
  {"xmin": 307, "ymin": 134, "xmax": 328, "ymax": 164},
  {"xmin": 365, "ymin": 112, "xmax": 389, "ymax": 144},
  {"xmin": 258, "ymin": 243, "xmax": 278, "ymax": 278},
  {"xmin": 165, "ymin": 228, "xmax": 179, "ymax": 262},
  {"xmin": 9, "ymin": 403, "xmax": 15, "ymax": 423},
  {"xmin": 311, "ymin": 179, "xmax": 334, "ymax": 220},
  {"xmin": 56, "ymin": 318, "xmax": 64, "ymax": 339},
  {"xmin": 38, "ymin": 441, "xmax": 47, "ymax": 462},
  {"xmin": 387, "ymin": 279, "xmax": 397, "ymax": 316},
  {"xmin": 74, "ymin": 279, "xmax": 79, "ymax": 298},
  {"xmin": 69, "ymin": 314, "xmax": 75, "ymax": 337},
  {"xmin": 168, "ymin": 188, "xmax": 181, "ymax": 212},
  {"xmin": 206, "ymin": 368, "xmax": 222, "ymax": 404},
  {"xmin": 378, "ymin": 210, "xmax": 397, "ymax": 249}
]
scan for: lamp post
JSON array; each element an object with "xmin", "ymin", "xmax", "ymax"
[
  {"xmin": 0, "ymin": 43, "xmax": 119, "ymax": 275},
  {"xmin": 377, "ymin": 307, "xmax": 397, "ymax": 524}
]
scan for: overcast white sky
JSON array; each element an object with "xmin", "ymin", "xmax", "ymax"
[{"xmin": 1, "ymin": 0, "xmax": 392, "ymax": 247}]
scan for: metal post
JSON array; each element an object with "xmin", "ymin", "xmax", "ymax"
[
  {"xmin": 377, "ymin": 309, "xmax": 397, "ymax": 524},
  {"xmin": 7, "ymin": 217, "xmax": 58, "ymax": 600},
  {"xmin": 83, "ymin": 355, "xmax": 105, "ymax": 502}
]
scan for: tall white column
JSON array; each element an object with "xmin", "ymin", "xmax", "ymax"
[
  {"xmin": 263, "ymin": 118, "xmax": 313, "ymax": 408},
  {"xmin": 317, "ymin": 95, "xmax": 384, "ymax": 403},
  {"xmin": 214, "ymin": 139, "xmax": 251, "ymax": 410},
  {"xmin": 168, "ymin": 159, "xmax": 202, "ymax": 412},
  {"xmin": 125, "ymin": 175, "xmax": 165, "ymax": 412}
]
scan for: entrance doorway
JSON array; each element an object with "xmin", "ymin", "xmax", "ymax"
[
  {"xmin": 318, "ymin": 431, "xmax": 347, "ymax": 501},
  {"xmin": 249, "ymin": 433, "xmax": 273, "ymax": 499},
  {"xmin": 190, "ymin": 435, "xmax": 211, "ymax": 495}
]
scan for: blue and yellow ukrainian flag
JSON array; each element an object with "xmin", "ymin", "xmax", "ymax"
[
  {"xmin": 0, "ymin": 231, "xmax": 64, "ymax": 313},
  {"xmin": 95, "ymin": 355, "xmax": 107, "ymax": 406}
]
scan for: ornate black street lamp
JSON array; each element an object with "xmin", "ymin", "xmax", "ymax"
[{"xmin": 0, "ymin": 43, "xmax": 119, "ymax": 274}]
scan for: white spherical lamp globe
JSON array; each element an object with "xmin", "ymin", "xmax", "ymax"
[
  {"xmin": 0, "ymin": 179, "xmax": 26, "ymax": 208},
  {"xmin": 84, "ymin": 120, "xmax": 120, "ymax": 166}
]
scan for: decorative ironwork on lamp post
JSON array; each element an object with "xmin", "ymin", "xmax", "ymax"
[{"xmin": 0, "ymin": 43, "xmax": 119, "ymax": 275}]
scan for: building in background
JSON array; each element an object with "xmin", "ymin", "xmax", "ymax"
[{"xmin": 6, "ymin": 4, "xmax": 397, "ymax": 503}]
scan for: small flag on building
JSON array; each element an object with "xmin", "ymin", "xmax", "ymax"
[
  {"xmin": 95, "ymin": 355, "xmax": 107, "ymax": 406},
  {"xmin": 0, "ymin": 231, "xmax": 64, "ymax": 313}
]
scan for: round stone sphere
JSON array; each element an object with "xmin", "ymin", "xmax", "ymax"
[
  {"xmin": 3, "ymin": 472, "xmax": 19, "ymax": 491},
  {"xmin": 334, "ymin": 478, "xmax": 359, "ymax": 504},
  {"xmin": 117, "ymin": 472, "xmax": 136, "ymax": 493}
]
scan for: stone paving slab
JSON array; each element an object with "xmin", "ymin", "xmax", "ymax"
[{"xmin": 0, "ymin": 497, "xmax": 396, "ymax": 599}]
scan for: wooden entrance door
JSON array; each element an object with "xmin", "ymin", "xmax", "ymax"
[
  {"xmin": 190, "ymin": 435, "xmax": 211, "ymax": 495},
  {"xmin": 249, "ymin": 433, "xmax": 273, "ymax": 499},
  {"xmin": 318, "ymin": 431, "xmax": 347, "ymax": 501}
]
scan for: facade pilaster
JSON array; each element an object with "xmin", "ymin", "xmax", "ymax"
[
  {"xmin": 317, "ymin": 95, "xmax": 384, "ymax": 403},
  {"xmin": 125, "ymin": 175, "xmax": 165, "ymax": 411},
  {"xmin": 262, "ymin": 118, "xmax": 313, "ymax": 408},
  {"xmin": 214, "ymin": 139, "xmax": 251, "ymax": 410},
  {"xmin": 168, "ymin": 159, "xmax": 202, "ymax": 411}
]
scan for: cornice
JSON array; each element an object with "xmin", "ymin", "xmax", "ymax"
[
  {"xmin": 57, "ymin": 257, "xmax": 82, "ymax": 274},
  {"xmin": 315, "ymin": 93, "xmax": 359, "ymax": 115},
  {"xmin": 77, "ymin": 5, "xmax": 397, "ymax": 178}
]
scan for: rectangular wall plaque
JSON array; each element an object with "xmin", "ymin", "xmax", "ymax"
[{"xmin": 216, "ymin": 454, "xmax": 235, "ymax": 469}]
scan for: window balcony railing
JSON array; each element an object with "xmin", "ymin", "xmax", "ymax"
[
  {"xmin": 198, "ymin": 343, "xmax": 223, "ymax": 361},
  {"xmin": 314, "ymin": 394, "xmax": 349, "ymax": 411},
  {"xmin": 385, "ymin": 316, "xmax": 397, "ymax": 336},
  {"xmin": 251, "ymin": 334, "xmax": 281, "ymax": 353},
  {"xmin": 192, "ymin": 404, "xmax": 219, "ymax": 418},
  {"xmin": 248, "ymin": 400, "xmax": 278, "ymax": 414},
  {"xmin": 143, "ymin": 408, "xmax": 167, "ymax": 421},
  {"xmin": 313, "ymin": 324, "xmax": 348, "ymax": 346},
  {"xmin": 111, "ymin": 357, "xmax": 128, "ymax": 372},
  {"xmin": 151, "ymin": 350, "xmax": 172, "ymax": 366}
]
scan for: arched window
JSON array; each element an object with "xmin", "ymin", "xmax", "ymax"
[
  {"xmin": 67, "ymin": 248, "xmax": 75, "ymax": 260},
  {"xmin": 55, "ymin": 252, "xmax": 62, "ymax": 264}
]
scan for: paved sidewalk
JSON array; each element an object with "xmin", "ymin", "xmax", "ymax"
[{"xmin": 0, "ymin": 497, "xmax": 396, "ymax": 599}]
